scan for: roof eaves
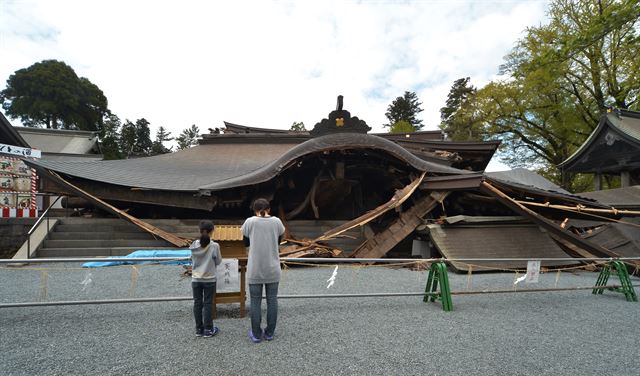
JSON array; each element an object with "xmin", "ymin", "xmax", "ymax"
[{"xmin": 558, "ymin": 114, "xmax": 608, "ymax": 168}]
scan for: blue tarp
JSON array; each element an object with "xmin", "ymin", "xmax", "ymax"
[{"xmin": 82, "ymin": 250, "xmax": 192, "ymax": 268}]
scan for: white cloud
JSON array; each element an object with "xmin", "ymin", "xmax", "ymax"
[{"xmin": 0, "ymin": 0, "xmax": 549, "ymax": 139}]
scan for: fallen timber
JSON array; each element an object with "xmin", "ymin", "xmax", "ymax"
[
  {"xmin": 350, "ymin": 191, "xmax": 448, "ymax": 258},
  {"xmin": 41, "ymin": 170, "xmax": 190, "ymax": 248},
  {"xmin": 480, "ymin": 181, "xmax": 640, "ymax": 268},
  {"xmin": 280, "ymin": 172, "xmax": 426, "ymax": 258}
]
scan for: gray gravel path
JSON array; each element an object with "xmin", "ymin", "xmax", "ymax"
[{"xmin": 1, "ymin": 263, "xmax": 639, "ymax": 375}]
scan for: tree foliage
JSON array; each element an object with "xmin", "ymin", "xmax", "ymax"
[
  {"xmin": 443, "ymin": 0, "xmax": 640, "ymax": 190},
  {"xmin": 176, "ymin": 124, "xmax": 200, "ymax": 150},
  {"xmin": 119, "ymin": 118, "xmax": 153, "ymax": 158},
  {"xmin": 0, "ymin": 60, "xmax": 108, "ymax": 130},
  {"xmin": 439, "ymin": 77, "xmax": 485, "ymax": 141},
  {"xmin": 384, "ymin": 91, "xmax": 424, "ymax": 130},
  {"xmin": 100, "ymin": 113, "xmax": 123, "ymax": 160},
  {"xmin": 151, "ymin": 126, "xmax": 173, "ymax": 155},
  {"xmin": 389, "ymin": 120, "xmax": 416, "ymax": 133},
  {"xmin": 289, "ymin": 121, "xmax": 307, "ymax": 132}
]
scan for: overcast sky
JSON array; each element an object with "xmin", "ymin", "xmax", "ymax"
[{"xmin": 0, "ymin": 0, "xmax": 550, "ymax": 170}]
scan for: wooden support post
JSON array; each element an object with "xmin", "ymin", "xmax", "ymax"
[
  {"xmin": 594, "ymin": 172, "xmax": 602, "ymax": 191},
  {"xmin": 621, "ymin": 171, "xmax": 630, "ymax": 188}
]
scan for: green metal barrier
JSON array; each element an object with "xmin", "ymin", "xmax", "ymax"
[
  {"xmin": 593, "ymin": 261, "xmax": 638, "ymax": 302},
  {"xmin": 423, "ymin": 262, "xmax": 453, "ymax": 311}
]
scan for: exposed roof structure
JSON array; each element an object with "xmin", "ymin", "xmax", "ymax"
[
  {"xmin": 579, "ymin": 186, "xmax": 640, "ymax": 209},
  {"xmin": 559, "ymin": 109, "xmax": 640, "ymax": 173},
  {"xmin": 0, "ymin": 112, "xmax": 30, "ymax": 148}
]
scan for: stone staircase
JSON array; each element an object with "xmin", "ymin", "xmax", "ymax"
[
  {"xmin": 37, "ymin": 218, "xmax": 178, "ymax": 257},
  {"xmin": 35, "ymin": 218, "xmax": 366, "ymax": 257}
]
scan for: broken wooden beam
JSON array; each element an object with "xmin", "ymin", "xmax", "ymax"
[
  {"xmin": 44, "ymin": 170, "xmax": 190, "ymax": 248},
  {"xmin": 350, "ymin": 191, "xmax": 448, "ymax": 258},
  {"xmin": 515, "ymin": 200, "xmax": 640, "ymax": 219},
  {"xmin": 479, "ymin": 181, "xmax": 638, "ymax": 266},
  {"xmin": 316, "ymin": 172, "xmax": 426, "ymax": 242}
]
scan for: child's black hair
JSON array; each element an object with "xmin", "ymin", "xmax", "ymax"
[
  {"xmin": 199, "ymin": 220, "xmax": 214, "ymax": 247},
  {"xmin": 199, "ymin": 220, "xmax": 214, "ymax": 232},
  {"xmin": 252, "ymin": 198, "xmax": 270, "ymax": 217}
]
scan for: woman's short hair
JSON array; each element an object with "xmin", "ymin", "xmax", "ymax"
[{"xmin": 252, "ymin": 198, "xmax": 271, "ymax": 217}]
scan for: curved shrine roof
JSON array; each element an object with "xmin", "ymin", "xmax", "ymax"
[{"xmin": 27, "ymin": 133, "xmax": 471, "ymax": 193}]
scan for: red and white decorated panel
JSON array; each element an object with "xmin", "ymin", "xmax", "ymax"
[{"xmin": 0, "ymin": 142, "xmax": 40, "ymax": 218}]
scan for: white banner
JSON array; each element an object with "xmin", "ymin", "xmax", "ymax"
[
  {"xmin": 0, "ymin": 143, "xmax": 41, "ymax": 159},
  {"xmin": 216, "ymin": 258, "xmax": 240, "ymax": 292}
]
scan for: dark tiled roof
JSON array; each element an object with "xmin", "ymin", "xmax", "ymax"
[
  {"xmin": 198, "ymin": 133, "xmax": 470, "ymax": 193},
  {"xmin": 427, "ymin": 224, "xmax": 577, "ymax": 272},
  {"xmin": 486, "ymin": 168, "xmax": 570, "ymax": 194},
  {"xmin": 27, "ymin": 133, "xmax": 471, "ymax": 193},
  {"xmin": 560, "ymin": 109, "xmax": 640, "ymax": 169},
  {"xmin": 579, "ymin": 186, "xmax": 640, "ymax": 208},
  {"xmin": 582, "ymin": 218, "xmax": 640, "ymax": 258},
  {"xmin": 28, "ymin": 142, "xmax": 295, "ymax": 191},
  {"xmin": 484, "ymin": 168, "xmax": 603, "ymax": 206}
]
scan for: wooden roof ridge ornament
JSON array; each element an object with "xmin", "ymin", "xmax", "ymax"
[{"xmin": 309, "ymin": 95, "xmax": 372, "ymax": 137}]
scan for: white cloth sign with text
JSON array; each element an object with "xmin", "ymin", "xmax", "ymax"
[{"xmin": 216, "ymin": 258, "xmax": 239, "ymax": 292}]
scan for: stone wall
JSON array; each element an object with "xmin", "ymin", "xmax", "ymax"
[{"xmin": 0, "ymin": 218, "xmax": 36, "ymax": 258}]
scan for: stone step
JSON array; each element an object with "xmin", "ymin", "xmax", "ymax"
[
  {"xmin": 38, "ymin": 246, "xmax": 182, "ymax": 257},
  {"xmin": 151, "ymin": 226, "xmax": 201, "ymax": 233},
  {"xmin": 57, "ymin": 217, "xmax": 130, "ymax": 225},
  {"xmin": 48, "ymin": 232, "xmax": 156, "ymax": 240},
  {"xmin": 43, "ymin": 239, "xmax": 172, "ymax": 248},
  {"xmin": 55, "ymin": 224, "xmax": 142, "ymax": 233}
]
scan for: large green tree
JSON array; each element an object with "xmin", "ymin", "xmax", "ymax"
[
  {"xmin": 0, "ymin": 60, "xmax": 108, "ymax": 130},
  {"xmin": 439, "ymin": 77, "xmax": 485, "ymax": 141},
  {"xmin": 444, "ymin": 0, "xmax": 640, "ymax": 190},
  {"xmin": 134, "ymin": 118, "xmax": 153, "ymax": 156},
  {"xmin": 100, "ymin": 113, "xmax": 123, "ymax": 160},
  {"xmin": 119, "ymin": 118, "xmax": 153, "ymax": 158},
  {"xmin": 384, "ymin": 91, "xmax": 424, "ymax": 130}
]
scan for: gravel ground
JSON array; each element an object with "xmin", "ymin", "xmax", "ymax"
[{"xmin": 1, "ymin": 263, "xmax": 639, "ymax": 376}]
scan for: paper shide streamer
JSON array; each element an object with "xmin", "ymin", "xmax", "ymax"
[{"xmin": 326, "ymin": 266, "xmax": 338, "ymax": 289}]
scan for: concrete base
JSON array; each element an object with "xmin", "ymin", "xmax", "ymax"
[
  {"xmin": 12, "ymin": 219, "xmax": 58, "ymax": 259},
  {"xmin": 0, "ymin": 218, "xmax": 37, "ymax": 258}
]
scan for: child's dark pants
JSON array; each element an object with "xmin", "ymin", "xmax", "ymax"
[{"xmin": 192, "ymin": 281, "xmax": 216, "ymax": 331}]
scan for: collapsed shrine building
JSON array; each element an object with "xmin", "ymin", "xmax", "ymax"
[{"xmin": 24, "ymin": 99, "xmax": 640, "ymax": 270}]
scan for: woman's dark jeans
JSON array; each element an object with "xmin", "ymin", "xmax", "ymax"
[
  {"xmin": 192, "ymin": 281, "xmax": 216, "ymax": 331},
  {"xmin": 249, "ymin": 282, "xmax": 279, "ymax": 338}
]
